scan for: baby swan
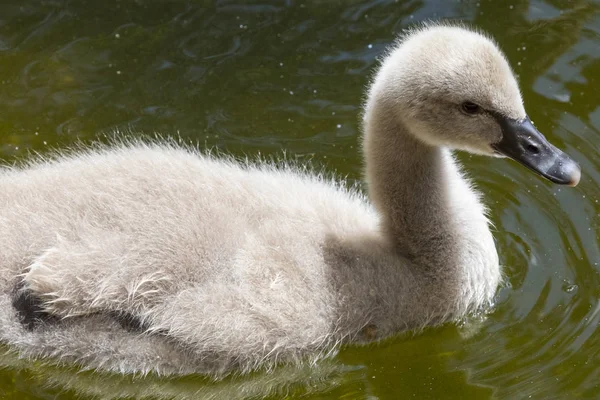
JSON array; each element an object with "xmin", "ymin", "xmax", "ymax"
[{"xmin": 0, "ymin": 24, "xmax": 580, "ymax": 377}]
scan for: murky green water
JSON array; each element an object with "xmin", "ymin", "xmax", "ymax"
[{"xmin": 0, "ymin": 0, "xmax": 599, "ymax": 399}]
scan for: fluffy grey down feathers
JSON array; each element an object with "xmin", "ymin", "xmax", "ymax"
[{"xmin": 0, "ymin": 24, "xmax": 512, "ymax": 377}]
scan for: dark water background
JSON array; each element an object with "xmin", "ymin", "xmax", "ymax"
[{"xmin": 0, "ymin": 0, "xmax": 599, "ymax": 399}]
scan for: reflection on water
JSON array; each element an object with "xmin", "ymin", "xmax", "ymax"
[
  {"xmin": 0, "ymin": 0, "xmax": 599, "ymax": 399},
  {"xmin": 0, "ymin": 347, "xmax": 366, "ymax": 400}
]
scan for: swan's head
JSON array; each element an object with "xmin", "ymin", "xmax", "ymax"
[{"xmin": 370, "ymin": 23, "xmax": 580, "ymax": 186}]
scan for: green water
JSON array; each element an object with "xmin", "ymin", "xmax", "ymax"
[{"xmin": 0, "ymin": 0, "xmax": 599, "ymax": 398}]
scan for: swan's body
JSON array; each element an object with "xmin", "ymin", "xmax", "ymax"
[{"xmin": 0, "ymin": 24, "xmax": 579, "ymax": 377}]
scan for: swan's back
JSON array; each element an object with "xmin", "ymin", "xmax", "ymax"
[
  {"xmin": 0, "ymin": 144, "xmax": 378, "ymax": 271},
  {"xmin": 0, "ymin": 143, "xmax": 387, "ymax": 376}
]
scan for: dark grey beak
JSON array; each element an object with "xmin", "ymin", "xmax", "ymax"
[{"xmin": 491, "ymin": 115, "xmax": 580, "ymax": 186}]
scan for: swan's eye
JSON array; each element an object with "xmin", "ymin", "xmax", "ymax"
[{"xmin": 461, "ymin": 101, "xmax": 482, "ymax": 115}]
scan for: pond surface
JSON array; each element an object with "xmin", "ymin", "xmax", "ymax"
[{"xmin": 0, "ymin": 0, "xmax": 599, "ymax": 399}]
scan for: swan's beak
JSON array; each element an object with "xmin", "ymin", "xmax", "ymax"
[{"xmin": 491, "ymin": 115, "xmax": 581, "ymax": 187}]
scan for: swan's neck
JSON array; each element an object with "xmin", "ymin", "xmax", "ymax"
[
  {"xmin": 364, "ymin": 105, "xmax": 447, "ymax": 265},
  {"xmin": 362, "ymin": 98, "xmax": 497, "ymax": 277}
]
